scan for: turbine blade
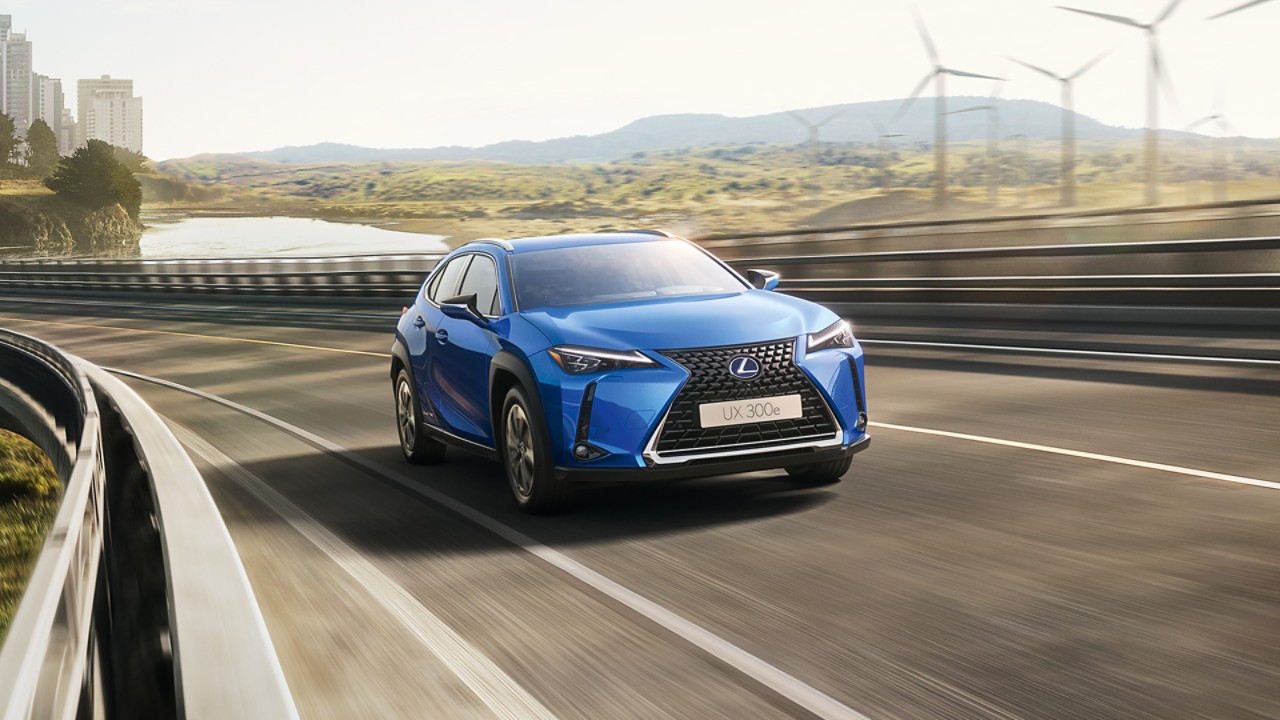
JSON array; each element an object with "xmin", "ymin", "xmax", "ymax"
[
  {"xmin": 1069, "ymin": 49, "xmax": 1110, "ymax": 79},
  {"xmin": 1186, "ymin": 115, "xmax": 1215, "ymax": 131},
  {"xmin": 871, "ymin": 116, "xmax": 886, "ymax": 136},
  {"xmin": 911, "ymin": 6, "xmax": 940, "ymax": 65},
  {"xmin": 1007, "ymin": 56, "xmax": 1060, "ymax": 80},
  {"xmin": 1154, "ymin": 0, "xmax": 1184, "ymax": 24},
  {"xmin": 787, "ymin": 110, "xmax": 815, "ymax": 129},
  {"xmin": 890, "ymin": 72, "xmax": 935, "ymax": 126},
  {"xmin": 1057, "ymin": 6, "xmax": 1146, "ymax": 28},
  {"xmin": 1153, "ymin": 42, "xmax": 1182, "ymax": 124},
  {"xmin": 1209, "ymin": 0, "xmax": 1273, "ymax": 19},
  {"xmin": 816, "ymin": 109, "xmax": 847, "ymax": 127},
  {"xmin": 944, "ymin": 68, "xmax": 1005, "ymax": 81}
]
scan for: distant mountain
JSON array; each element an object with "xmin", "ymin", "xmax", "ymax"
[{"xmin": 241, "ymin": 98, "xmax": 1179, "ymax": 165}]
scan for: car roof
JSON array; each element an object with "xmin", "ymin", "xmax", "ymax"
[{"xmin": 465, "ymin": 231, "xmax": 679, "ymax": 255}]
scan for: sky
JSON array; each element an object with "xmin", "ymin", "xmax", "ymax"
[{"xmin": 6, "ymin": 0, "xmax": 1278, "ymax": 160}]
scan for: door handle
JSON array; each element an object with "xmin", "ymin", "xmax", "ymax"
[
  {"xmin": 413, "ymin": 316, "xmax": 426, "ymax": 329},
  {"xmin": 435, "ymin": 328, "xmax": 449, "ymax": 344}
]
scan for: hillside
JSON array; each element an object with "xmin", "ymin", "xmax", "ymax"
[
  {"xmin": 241, "ymin": 98, "xmax": 1168, "ymax": 165},
  {"xmin": 152, "ymin": 135, "xmax": 1280, "ymax": 242}
]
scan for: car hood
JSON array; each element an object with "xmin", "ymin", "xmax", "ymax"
[{"xmin": 519, "ymin": 290, "xmax": 838, "ymax": 351}]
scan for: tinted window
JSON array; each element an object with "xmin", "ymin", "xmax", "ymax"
[
  {"xmin": 428, "ymin": 255, "xmax": 472, "ymax": 303},
  {"xmin": 511, "ymin": 241, "xmax": 745, "ymax": 310},
  {"xmin": 457, "ymin": 254, "xmax": 501, "ymax": 316}
]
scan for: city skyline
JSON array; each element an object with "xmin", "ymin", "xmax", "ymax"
[
  {"xmin": 5, "ymin": 0, "xmax": 1280, "ymax": 161},
  {"xmin": 1, "ymin": 12, "xmax": 143, "ymax": 156}
]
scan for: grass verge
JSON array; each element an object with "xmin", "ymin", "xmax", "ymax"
[{"xmin": 0, "ymin": 429, "xmax": 61, "ymax": 642}]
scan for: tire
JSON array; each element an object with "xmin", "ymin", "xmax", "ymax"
[
  {"xmin": 501, "ymin": 385, "xmax": 573, "ymax": 514},
  {"xmin": 785, "ymin": 455, "xmax": 852, "ymax": 487},
  {"xmin": 394, "ymin": 369, "xmax": 446, "ymax": 465}
]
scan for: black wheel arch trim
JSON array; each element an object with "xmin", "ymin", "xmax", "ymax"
[
  {"xmin": 489, "ymin": 350, "xmax": 552, "ymax": 455},
  {"xmin": 390, "ymin": 336, "xmax": 412, "ymax": 380}
]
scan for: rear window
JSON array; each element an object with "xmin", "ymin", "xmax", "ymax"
[
  {"xmin": 511, "ymin": 242, "xmax": 745, "ymax": 310},
  {"xmin": 427, "ymin": 255, "xmax": 472, "ymax": 303}
]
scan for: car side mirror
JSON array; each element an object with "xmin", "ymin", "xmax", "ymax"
[
  {"xmin": 746, "ymin": 269, "xmax": 781, "ymax": 291},
  {"xmin": 441, "ymin": 294, "xmax": 488, "ymax": 326}
]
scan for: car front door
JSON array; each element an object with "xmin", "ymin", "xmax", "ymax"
[
  {"xmin": 410, "ymin": 254, "xmax": 470, "ymax": 432},
  {"xmin": 428, "ymin": 252, "xmax": 503, "ymax": 446}
]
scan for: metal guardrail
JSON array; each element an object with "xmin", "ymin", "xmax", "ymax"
[
  {"xmin": 0, "ymin": 330, "xmax": 101, "ymax": 720},
  {"xmin": 0, "ymin": 330, "xmax": 297, "ymax": 719},
  {"xmin": 1, "ymin": 236, "xmax": 1278, "ymax": 309}
]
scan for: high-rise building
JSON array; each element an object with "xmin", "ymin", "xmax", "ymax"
[
  {"xmin": 86, "ymin": 90, "xmax": 143, "ymax": 153},
  {"xmin": 77, "ymin": 75, "xmax": 133, "ymax": 147},
  {"xmin": 1, "ymin": 29, "xmax": 33, "ymax": 140},
  {"xmin": 32, "ymin": 73, "xmax": 62, "ymax": 138},
  {"xmin": 58, "ymin": 107, "xmax": 76, "ymax": 155}
]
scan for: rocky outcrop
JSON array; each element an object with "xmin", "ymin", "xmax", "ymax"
[{"xmin": 0, "ymin": 196, "xmax": 143, "ymax": 257}]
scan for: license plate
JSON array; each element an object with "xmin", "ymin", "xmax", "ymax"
[{"xmin": 698, "ymin": 395, "xmax": 804, "ymax": 429}]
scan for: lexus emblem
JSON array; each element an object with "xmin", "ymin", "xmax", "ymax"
[{"xmin": 728, "ymin": 356, "xmax": 761, "ymax": 380}]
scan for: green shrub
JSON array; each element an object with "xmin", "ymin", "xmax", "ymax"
[{"xmin": 44, "ymin": 139, "xmax": 142, "ymax": 218}]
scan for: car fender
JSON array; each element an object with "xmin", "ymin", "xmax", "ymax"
[
  {"xmin": 489, "ymin": 350, "xmax": 555, "ymax": 452},
  {"xmin": 390, "ymin": 335, "xmax": 412, "ymax": 381}
]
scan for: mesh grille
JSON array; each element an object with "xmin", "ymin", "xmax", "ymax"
[{"xmin": 655, "ymin": 338, "xmax": 837, "ymax": 455}]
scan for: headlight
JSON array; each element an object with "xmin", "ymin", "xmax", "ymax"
[
  {"xmin": 806, "ymin": 320, "xmax": 855, "ymax": 352},
  {"xmin": 548, "ymin": 345, "xmax": 660, "ymax": 374}
]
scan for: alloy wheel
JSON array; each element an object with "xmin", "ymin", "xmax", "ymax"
[
  {"xmin": 397, "ymin": 379, "xmax": 416, "ymax": 453},
  {"xmin": 505, "ymin": 403, "xmax": 535, "ymax": 496}
]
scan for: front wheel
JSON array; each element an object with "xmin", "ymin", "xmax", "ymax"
[
  {"xmin": 785, "ymin": 455, "xmax": 852, "ymax": 487},
  {"xmin": 395, "ymin": 369, "xmax": 446, "ymax": 465},
  {"xmin": 501, "ymin": 385, "xmax": 572, "ymax": 514}
]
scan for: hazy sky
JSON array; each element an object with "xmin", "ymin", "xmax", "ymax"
[{"xmin": 7, "ymin": 0, "xmax": 1277, "ymax": 160}]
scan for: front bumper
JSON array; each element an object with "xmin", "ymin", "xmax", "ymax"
[
  {"xmin": 554, "ymin": 433, "xmax": 871, "ymax": 483},
  {"xmin": 533, "ymin": 336, "xmax": 870, "ymax": 473}
]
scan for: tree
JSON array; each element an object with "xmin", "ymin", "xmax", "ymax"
[
  {"xmin": 25, "ymin": 119, "xmax": 59, "ymax": 177},
  {"xmin": 112, "ymin": 146, "xmax": 150, "ymax": 174},
  {"xmin": 44, "ymin": 139, "xmax": 142, "ymax": 218},
  {"xmin": 0, "ymin": 114, "xmax": 15, "ymax": 168}
]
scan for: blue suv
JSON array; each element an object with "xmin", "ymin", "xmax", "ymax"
[{"xmin": 391, "ymin": 231, "xmax": 870, "ymax": 513}]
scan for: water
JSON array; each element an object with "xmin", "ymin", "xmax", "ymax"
[{"xmin": 139, "ymin": 216, "xmax": 449, "ymax": 258}]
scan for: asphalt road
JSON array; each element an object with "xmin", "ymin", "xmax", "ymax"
[{"xmin": 2, "ymin": 294, "xmax": 1278, "ymax": 719}]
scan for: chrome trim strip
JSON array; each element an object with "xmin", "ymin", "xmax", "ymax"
[{"xmin": 643, "ymin": 430, "xmax": 844, "ymax": 465}]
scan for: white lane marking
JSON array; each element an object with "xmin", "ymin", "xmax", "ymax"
[
  {"xmin": 861, "ymin": 339, "xmax": 1280, "ymax": 366},
  {"xmin": 175, "ymin": 428, "xmax": 559, "ymax": 720},
  {"xmin": 870, "ymin": 421, "xmax": 1280, "ymax": 491},
  {"xmin": 112, "ymin": 368, "xmax": 870, "ymax": 720}
]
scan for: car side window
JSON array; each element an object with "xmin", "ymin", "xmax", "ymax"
[
  {"xmin": 457, "ymin": 254, "xmax": 501, "ymax": 317},
  {"xmin": 427, "ymin": 256, "xmax": 472, "ymax": 304}
]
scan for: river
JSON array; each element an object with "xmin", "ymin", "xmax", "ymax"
[{"xmin": 138, "ymin": 216, "xmax": 449, "ymax": 258}]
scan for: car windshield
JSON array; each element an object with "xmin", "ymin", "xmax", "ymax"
[{"xmin": 511, "ymin": 241, "xmax": 747, "ymax": 310}]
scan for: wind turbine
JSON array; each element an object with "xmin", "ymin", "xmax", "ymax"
[
  {"xmin": 1186, "ymin": 113, "xmax": 1236, "ymax": 202},
  {"xmin": 1209, "ymin": 0, "xmax": 1274, "ymax": 19},
  {"xmin": 944, "ymin": 106, "xmax": 1000, "ymax": 205},
  {"xmin": 1007, "ymin": 51, "xmax": 1108, "ymax": 207},
  {"xmin": 870, "ymin": 117, "xmax": 906, "ymax": 190},
  {"xmin": 891, "ymin": 9, "xmax": 1002, "ymax": 210},
  {"xmin": 788, "ymin": 109, "xmax": 845, "ymax": 166},
  {"xmin": 1058, "ymin": 0, "xmax": 1183, "ymax": 206}
]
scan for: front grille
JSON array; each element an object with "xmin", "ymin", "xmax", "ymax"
[{"xmin": 655, "ymin": 338, "xmax": 837, "ymax": 456}]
